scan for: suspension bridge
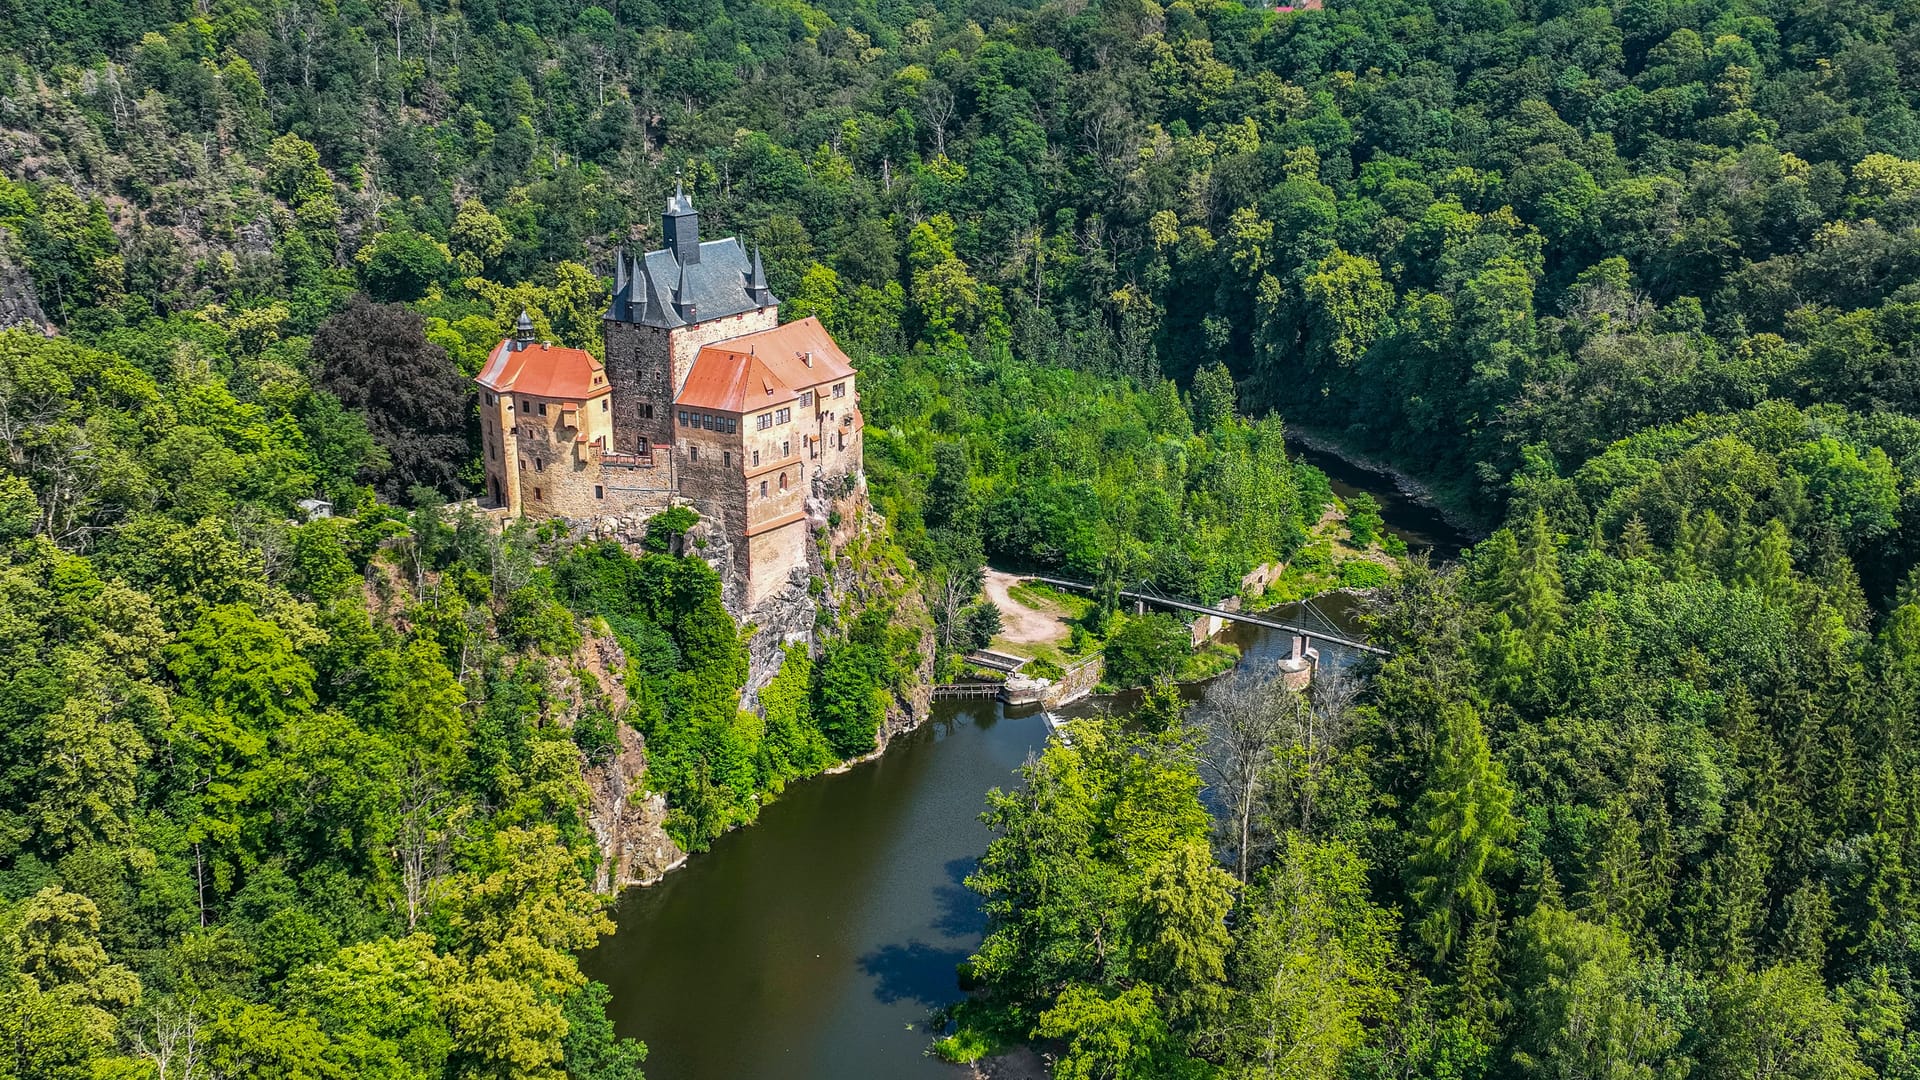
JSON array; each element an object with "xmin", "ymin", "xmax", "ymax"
[{"xmin": 1023, "ymin": 574, "xmax": 1390, "ymax": 657}]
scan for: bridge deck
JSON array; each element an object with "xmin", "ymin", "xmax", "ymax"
[{"xmin": 1025, "ymin": 575, "xmax": 1388, "ymax": 657}]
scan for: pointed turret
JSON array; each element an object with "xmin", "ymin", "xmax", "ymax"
[
  {"xmin": 641, "ymin": 260, "xmax": 681, "ymax": 327},
  {"xmin": 608, "ymin": 247, "xmax": 631, "ymax": 321},
  {"xmin": 625, "ymin": 251, "xmax": 647, "ymax": 309},
  {"xmin": 746, "ymin": 245, "xmax": 774, "ymax": 307},
  {"xmin": 512, "ymin": 309, "xmax": 535, "ymax": 349},
  {"xmin": 673, "ymin": 258, "xmax": 698, "ymax": 321}
]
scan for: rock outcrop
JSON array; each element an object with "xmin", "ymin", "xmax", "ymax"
[
  {"xmin": 0, "ymin": 234, "xmax": 48, "ymax": 334},
  {"xmin": 558, "ymin": 628, "xmax": 687, "ymax": 891}
]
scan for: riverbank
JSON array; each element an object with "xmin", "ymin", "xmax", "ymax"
[{"xmin": 1284, "ymin": 426, "xmax": 1489, "ymax": 544}]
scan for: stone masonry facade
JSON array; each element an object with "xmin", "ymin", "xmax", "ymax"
[{"xmin": 478, "ymin": 188, "xmax": 865, "ymax": 610}]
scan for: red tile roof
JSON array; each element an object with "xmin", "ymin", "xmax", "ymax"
[
  {"xmin": 476, "ymin": 340, "xmax": 610, "ymax": 401},
  {"xmin": 676, "ymin": 317, "xmax": 855, "ymax": 413}
]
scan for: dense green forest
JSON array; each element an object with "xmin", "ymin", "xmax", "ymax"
[
  {"xmin": 3, "ymin": 0, "xmax": 1920, "ymax": 1072},
  {"xmin": 0, "ymin": 326, "xmax": 668, "ymax": 1074}
]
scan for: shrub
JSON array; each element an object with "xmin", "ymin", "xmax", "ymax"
[
  {"xmin": 1338, "ymin": 560, "xmax": 1392, "ymax": 589},
  {"xmin": 1103, "ymin": 613, "xmax": 1191, "ymax": 688},
  {"xmin": 643, "ymin": 505, "xmax": 699, "ymax": 552}
]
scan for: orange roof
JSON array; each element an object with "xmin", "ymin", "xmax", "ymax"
[
  {"xmin": 476, "ymin": 339, "xmax": 610, "ymax": 400},
  {"xmin": 677, "ymin": 351, "xmax": 799, "ymax": 414},
  {"xmin": 676, "ymin": 317, "xmax": 855, "ymax": 413}
]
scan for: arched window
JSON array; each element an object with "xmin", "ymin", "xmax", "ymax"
[{"xmin": 779, "ymin": 472, "xmax": 788, "ymax": 491}]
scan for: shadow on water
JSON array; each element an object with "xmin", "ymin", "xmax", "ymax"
[
  {"xmin": 933, "ymin": 855, "xmax": 987, "ymax": 938},
  {"xmin": 1285, "ymin": 436, "xmax": 1476, "ymax": 561},
  {"xmin": 860, "ymin": 940, "xmax": 976, "ymax": 1007}
]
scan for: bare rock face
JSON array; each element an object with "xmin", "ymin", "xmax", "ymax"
[
  {"xmin": 742, "ymin": 566, "xmax": 817, "ymax": 711},
  {"xmin": 565, "ymin": 629, "xmax": 687, "ymax": 891},
  {"xmin": 585, "ymin": 722, "xmax": 687, "ymax": 889},
  {"xmin": 0, "ymin": 239, "xmax": 49, "ymax": 334}
]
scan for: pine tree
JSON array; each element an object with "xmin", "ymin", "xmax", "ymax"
[
  {"xmin": 1408, "ymin": 702, "xmax": 1519, "ymax": 963},
  {"xmin": 1734, "ymin": 518, "xmax": 1796, "ymax": 606},
  {"xmin": 1615, "ymin": 513, "xmax": 1654, "ymax": 561}
]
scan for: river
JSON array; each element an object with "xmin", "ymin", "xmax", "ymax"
[{"xmin": 584, "ymin": 460, "xmax": 1474, "ymax": 1079}]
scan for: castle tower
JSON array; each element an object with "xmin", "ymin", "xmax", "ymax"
[{"xmin": 603, "ymin": 187, "xmax": 780, "ymax": 455}]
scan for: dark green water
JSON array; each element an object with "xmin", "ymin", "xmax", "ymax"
[{"xmin": 583, "ymin": 697, "xmax": 1033, "ymax": 1080}]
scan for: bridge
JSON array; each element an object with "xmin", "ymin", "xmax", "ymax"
[{"xmin": 1024, "ymin": 575, "xmax": 1390, "ymax": 657}]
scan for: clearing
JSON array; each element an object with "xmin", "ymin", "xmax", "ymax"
[{"xmin": 982, "ymin": 567, "xmax": 1073, "ymax": 648}]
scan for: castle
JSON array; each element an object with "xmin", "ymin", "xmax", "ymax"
[{"xmin": 477, "ymin": 187, "xmax": 864, "ymax": 607}]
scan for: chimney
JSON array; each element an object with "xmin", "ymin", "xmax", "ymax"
[{"xmin": 663, "ymin": 181, "xmax": 700, "ymax": 266}]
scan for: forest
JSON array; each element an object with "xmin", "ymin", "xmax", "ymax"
[{"xmin": 0, "ymin": 0, "xmax": 1918, "ymax": 1071}]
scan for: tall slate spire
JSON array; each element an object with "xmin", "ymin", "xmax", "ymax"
[
  {"xmin": 609, "ymin": 246, "xmax": 630, "ymax": 321},
  {"xmin": 663, "ymin": 181, "xmax": 700, "ymax": 266},
  {"xmin": 746, "ymin": 245, "xmax": 773, "ymax": 307},
  {"xmin": 673, "ymin": 258, "xmax": 698, "ymax": 321},
  {"xmin": 640, "ymin": 259, "xmax": 680, "ymax": 327}
]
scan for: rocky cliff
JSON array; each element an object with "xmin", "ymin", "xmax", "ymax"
[
  {"xmin": 554, "ymin": 628, "xmax": 687, "ymax": 891},
  {"xmin": 0, "ymin": 233, "xmax": 48, "ymax": 334}
]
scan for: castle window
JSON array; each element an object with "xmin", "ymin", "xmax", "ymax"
[
  {"xmin": 780, "ymin": 472, "xmax": 788, "ymax": 491},
  {"xmin": 487, "ymin": 392, "xmax": 497, "ymax": 406},
  {"xmin": 690, "ymin": 446, "xmax": 699, "ymax": 462},
  {"xmin": 602, "ymin": 399, "xmax": 609, "ymax": 412},
  {"xmin": 595, "ymin": 485, "xmax": 604, "ymax": 499},
  {"xmin": 723, "ymin": 451, "xmax": 731, "ymax": 467},
  {"xmin": 679, "ymin": 410, "xmax": 690, "ymax": 426},
  {"xmin": 833, "ymin": 383, "xmax": 846, "ymax": 398},
  {"xmin": 753, "ymin": 449, "xmax": 760, "ymax": 466},
  {"xmin": 702, "ymin": 414, "xmax": 714, "ymax": 430},
  {"xmin": 782, "ymin": 440, "xmax": 790, "ymax": 457},
  {"xmin": 520, "ymin": 459, "xmax": 527, "ymax": 471},
  {"xmin": 642, "ymin": 404, "xmax": 654, "ymax": 418},
  {"xmin": 538, "ymin": 403, "xmax": 548, "ymax": 416},
  {"xmin": 727, "ymin": 417, "xmax": 738, "ymax": 433},
  {"xmin": 757, "ymin": 413, "xmax": 772, "ymax": 430},
  {"xmin": 800, "ymin": 391, "xmax": 813, "ymax": 406},
  {"xmin": 776, "ymin": 408, "xmax": 791, "ymax": 424},
  {"xmin": 535, "ymin": 459, "xmax": 543, "ymax": 472},
  {"xmin": 534, "ymin": 486, "xmax": 543, "ymax": 501}
]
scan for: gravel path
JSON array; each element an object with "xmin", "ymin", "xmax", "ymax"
[{"xmin": 982, "ymin": 568, "xmax": 1070, "ymax": 646}]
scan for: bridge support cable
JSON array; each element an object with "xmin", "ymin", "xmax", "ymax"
[{"xmin": 1021, "ymin": 574, "xmax": 1389, "ymax": 657}]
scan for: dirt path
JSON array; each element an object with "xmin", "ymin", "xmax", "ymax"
[{"xmin": 983, "ymin": 568, "xmax": 1070, "ymax": 646}]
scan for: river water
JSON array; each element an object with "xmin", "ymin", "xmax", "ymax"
[{"xmin": 584, "ymin": 457, "xmax": 1473, "ymax": 1079}]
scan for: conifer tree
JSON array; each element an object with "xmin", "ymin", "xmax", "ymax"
[{"xmin": 1408, "ymin": 702, "xmax": 1518, "ymax": 963}]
